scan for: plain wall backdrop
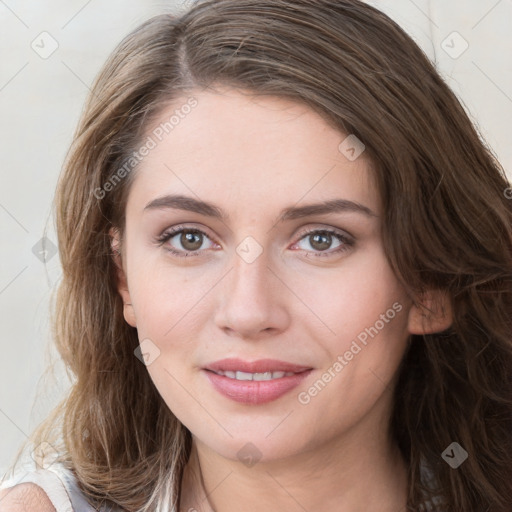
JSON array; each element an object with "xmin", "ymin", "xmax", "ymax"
[{"xmin": 1, "ymin": 0, "xmax": 511, "ymax": 475}]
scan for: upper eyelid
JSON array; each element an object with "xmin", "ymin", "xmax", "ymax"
[
  {"xmin": 162, "ymin": 224, "xmax": 219, "ymax": 243},
  {"xmin": 298, "ymin": 225, "xmax": 353, "ymax": 239}
]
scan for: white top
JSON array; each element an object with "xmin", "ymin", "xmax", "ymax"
[{"xmin": 0, "ymin": 461, "xmax": 120, "ymax": 512}]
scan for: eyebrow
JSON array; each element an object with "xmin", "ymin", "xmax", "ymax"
[{"xmin": 143, "ymin": 194, "xmax": 378, "ymax": 222}]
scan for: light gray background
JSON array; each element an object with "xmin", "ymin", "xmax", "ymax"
[{"xmin": 1, "ymin": 0, "xmax": 511, "ymax": 474}]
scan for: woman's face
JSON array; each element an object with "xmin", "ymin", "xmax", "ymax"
[{"xmin": 113, "ymin": 87, "xmax": 424, "ymax": 463}]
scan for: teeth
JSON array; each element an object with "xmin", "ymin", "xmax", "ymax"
[{"xmin": 215, "ymin": 370, "xmax": 295, "ymax": 381}]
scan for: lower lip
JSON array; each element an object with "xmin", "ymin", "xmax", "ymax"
[{"xmin": 203, "ymin": 369, "xmax": 313, "ymax": 405}]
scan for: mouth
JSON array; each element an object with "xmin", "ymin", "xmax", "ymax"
[
  {"xmin": 207, "ymin": 369, "xmax": 299, "ymax": 381},
  {"xmin": 203, "ymin": 357, "xmax": 312, "ymax": 375},
  {"xmin": 202, "ymin": 358, "xmax": 313, "ymax": 404}
]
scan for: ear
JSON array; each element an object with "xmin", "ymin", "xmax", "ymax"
[
  {"xmin": 110, "ymin": 227, "xmax": 137, "ymax": 328},
  {"xmin": 407, "ymin": 289, "xmax": 453, "ymax": 335}
]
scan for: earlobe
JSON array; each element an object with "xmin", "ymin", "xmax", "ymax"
[
  {"xmin": 407, "ymin": 289, "xmax": 453, "ymax": 335},
  {"xmin": 110, "ymin": 227, "xmax": 137, "ymax": 328}
]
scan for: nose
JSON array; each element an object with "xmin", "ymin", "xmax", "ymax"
[{"xmin": 213, "ymin": 248, "xmax": 290, "ymax": 339}]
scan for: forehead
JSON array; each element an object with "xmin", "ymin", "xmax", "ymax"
[{"xmin": 126, "ymin": 87, "xmax": 379, "ymax": 219}]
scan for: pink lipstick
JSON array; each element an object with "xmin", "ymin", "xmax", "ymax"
[{"xmin": 203, "ymin": 358, "xmax": 313, "ymax": 405}]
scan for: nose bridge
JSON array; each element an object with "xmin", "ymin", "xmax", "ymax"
[
  {"xmin": 214, "ymin": 236, "xmax": 287, "ymax": 336},
  {"xmin": 229, "ymin": 239, "xmax": 273, "ymax": 305}
]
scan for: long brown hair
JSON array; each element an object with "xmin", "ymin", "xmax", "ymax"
[{"xmin": 3, "ymin": 1, "xmax": 512, "ymax": 510}]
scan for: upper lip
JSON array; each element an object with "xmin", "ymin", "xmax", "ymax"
[{"xmin": 204, "ymin": 358, "xmax": 312, "ymax": 374}]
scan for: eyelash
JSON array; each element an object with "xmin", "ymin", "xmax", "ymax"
[{"xmin": 155, "ymin": 224, "xmax": 354, "ymax": 259}]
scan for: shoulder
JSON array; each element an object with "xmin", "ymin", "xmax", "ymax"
[
  {"xmin": 1, "ymin": 462, "xmax": 115, "ymax": 512},
  {"xmin": 0, "ymin": 482, "xmax": 57, "ymax": 512}
]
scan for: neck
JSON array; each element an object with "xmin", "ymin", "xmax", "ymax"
[{"xmin": 179, "ymin": 422, "xmax": 408, "ymax": 512}]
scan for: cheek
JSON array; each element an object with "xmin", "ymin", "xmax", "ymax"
[
  {"xmin": 291, "ymin": 245, "xmax": 411, "ymax": 412},
  {"xmin": 291, "ymin": 245, "xmax": 407, "ymax": 341},
  {"xmin": 294, "ymin": 259, "xmax": 410, "ymax": 434},
  {"xmin": 126, "ymin": 246, "xmax": 210, "ymax": 336}
]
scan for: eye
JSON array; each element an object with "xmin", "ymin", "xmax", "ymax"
[
  {"xmin": 291, "ymin": 228, "xmax": 354, "ymax": 257},
  {"xmin": 155, "ymin": 225, "xmax": 354, "ymax": 259},
  {"xmin": 155, "ymin": 225, "xmax": 218, "ymax": 258}
]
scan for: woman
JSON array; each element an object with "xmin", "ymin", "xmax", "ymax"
[{"xmin": 1, "ymin": 0, "xmax": 511, "ymax": 511}]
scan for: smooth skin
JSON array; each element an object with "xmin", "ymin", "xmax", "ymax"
[{"xmin": 107, "ymin": 87, "xmax": 452, "ymax": 512}]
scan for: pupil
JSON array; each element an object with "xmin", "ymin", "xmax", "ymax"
[
  {"xmin": 181, "ymin": 231, "xmax": 202, "ymax": 250},
  {"xmin": 311, "ymin": 233, "xmax": 331, "ymax": 251}
]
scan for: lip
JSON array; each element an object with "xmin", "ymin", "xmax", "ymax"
[{"xmin": 202, "ymin": 358, "xmax": 313, "ymax": 405}]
